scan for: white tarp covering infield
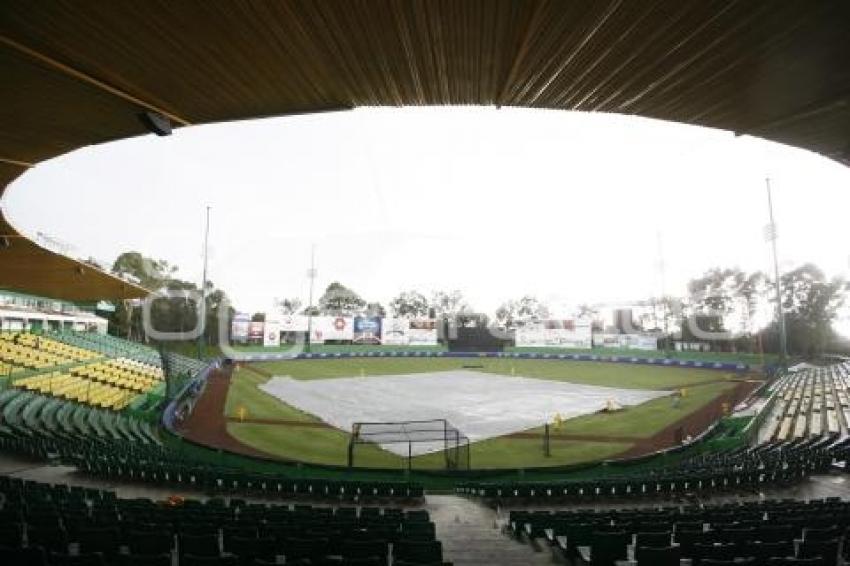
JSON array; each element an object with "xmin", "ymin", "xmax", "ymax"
[{"xmin": 259, "ymin": 370, "xmax": 670, "ymax": 456}]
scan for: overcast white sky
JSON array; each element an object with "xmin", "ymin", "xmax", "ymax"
[{"xmin": 3, "ymin": 107, "xmax": 850, "ymax": 328}]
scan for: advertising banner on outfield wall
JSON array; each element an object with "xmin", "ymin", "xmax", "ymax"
[
  {"xmin": 515, "ymin": 319, "xmax": 592, "ymax": 348},
  {"xmin": 593, "ymin": 333, "xmax": 658, "ymax": 350},
  {"xmin": 231, "ymin": 313, "xmax": 251, "ymax": 343},
  {"xmin": 279, "ymin": 315, "xmax": 309, "ymax": 332},
  {"xmin": 381, "ymin": 317, "xmax": 410, "ymax": 345},
  {"xmin": 263, "ymin": 319, "xmax": 281, "ymax": 347},
  {"xmin": 409, "ymin": 319, "xmax": 439, "ymax": 345},
  {"xmin": 353, "ymin": 316, "xmax": 382, "ymax": 345},
  {"xmin": 311, "ymin": 316, "xmax": 353, "ymax": 343},
  {"xmin": 248, "ymin": 321, "xmax": 265, "ymax": 342}
]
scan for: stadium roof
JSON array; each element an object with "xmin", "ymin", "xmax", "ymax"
[{"xmin": 1, "ymin": 1, "xmax": 848, "ymax": 301}]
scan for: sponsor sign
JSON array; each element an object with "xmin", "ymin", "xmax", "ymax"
[
  {"xmin": 279, "ymin": 315, "xmax": 309, "ymax": 332},
  {"xmin": 381, "ymin": 317, "xmax": 410, "ymax": 345},
  {"xmin": 248, "ymin": 321, "xmax": 265, "ymax": 342},
  {"xmin": 264, "ymin": 319, "xmax": 281, "ymax": 347},
  {"xmin": 516, "ymin": 319, "xmax": 592, "ymax": 348},
  {"xmin": 593, "ymin": 333, "xmax": 658, "ymax": 351},
  {"xmin": 409, "ymin": 319, "xmax": 438, "ymax": 346},
  {"xmin": 231, "ymin": 313, "xmax": 251, "ymax": 342},
  {"xmin": 311, "ymin": 316, "xmax": 353, "ymax": 343},
  {"xmin": 353, "ymin": 316, "xmax": 382, "ymax": 345}
]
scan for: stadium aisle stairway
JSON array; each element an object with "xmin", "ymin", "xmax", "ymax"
[
  {"xmin": 426, "ymin": 494, "xmax": 552, "ymax": 566},
  {"xmin": 0, "ymin": 473, "xmax": 452, "ymax": 566}
]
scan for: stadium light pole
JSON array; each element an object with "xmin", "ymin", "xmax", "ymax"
[
  {"xmin": 765, "ymin": 178, "xmax": 788, "ymax": 368},
  {"xmin": 306, "ymin": 245, "xmax": 317, "ymax": 353},
  {"xmin": 656, "ymin": 231, "xmax": 669, "ymax": 356},
  {"xmin": 197, "ymin": 205, "xmax": 211, "ymax": 360}
]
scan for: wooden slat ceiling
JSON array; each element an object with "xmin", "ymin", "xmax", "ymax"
[{"xmin": 0, "ymin": 0, "xmax": 848, "ymax": 300}]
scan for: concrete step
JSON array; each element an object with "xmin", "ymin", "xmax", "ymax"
[{"xmin": 425, "ymin": 494, "xmax": 553, "ymax": 565}]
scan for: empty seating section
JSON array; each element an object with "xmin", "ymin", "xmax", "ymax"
[
  {"xmin": 52, "ymin": 331, "xmax": 161, "ymax": 366},
  {"xmin": 0, "ymin": 331, "xmax": 173, "ymax": 411},
  {"xmin": 459, "ymin": 364, "xmax": 850, "ymax": 506},
  {"xmin": 13, "ymin": 358, "xmax": 164, "ymax": 411},
  {"xmin": 0, "ymin": 332, "xmax": 99, "ymax": 374},
  {"xmin": 75, "ymin": 359, "xmax": 163, "ymax": 391},
  {"xmin": 53, "ymin": 331, "xmax": 207, "ymax": 380},
  {"xmin": 0, "ymin": 389, "xmax": 157, "ymax": 450},
  {"xmin": 508, "ymin": 497, "xmax": 849, "ymax": 565},
  {"xmin": 0, "ymin": 384, "xmax": 426, "ymax": 506},
  {"xmin": 765, "ymin": 364, "xmax": 850, "ymax": 442},
  {"xmin": 459, "ymin": 435, "xmax": 837, "ymax": 503},
  {"xmin": 0, "ymin": 474, "xmax": 449, "ymax": 565}
]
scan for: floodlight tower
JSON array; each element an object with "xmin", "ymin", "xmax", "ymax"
[
  {"xmin": 764, "ymin": 178, "xmax": 787, "ymax": 368},
  {"xmin": 656, "ymin": 231, "xmax": 669, "ymax": 356},
  {"xmin": 306, "ymin": 245, "xmax": 317, "ymax": 353},
  {"xmin": 197, "ymin": 205, "xmax": 210, "ymax": 360}
]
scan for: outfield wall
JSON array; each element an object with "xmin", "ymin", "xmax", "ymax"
[{"xmin": 225, "ymin": 349, "xmax": 749, "ymax": 372}]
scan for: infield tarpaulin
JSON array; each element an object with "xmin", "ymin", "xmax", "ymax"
[{"xmin": 259, "ymin": 370, "xmax": 670, "ymax": 456}]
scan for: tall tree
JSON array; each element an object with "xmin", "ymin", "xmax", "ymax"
[
  {"xmin": 203, "ymin": 287, "xmax": 233, "ymax": 346},
  {"xmin": 736, "ymin": 271, "xmax": 768, "ymax": 332},
  {"xmin": 318, "ymin": 282, "xmax": 366, "ymax": 315},
  {"xmin": 112, "ymin": 251, "xmax": 177, "ymax": 290},
  {"xmin": 275, "ymin": 297, "xmax": 303, "ymax": 315},
  {"xmin": 389, "ymin": 290, "xmax": 429, "ymax": 319},
  {"xmin": 109, "ymin": 252, "xmax": 181, "ymax": 339},
  {"xmin": 108, "ymin": 251, "xmax": 230, "ymax": 349},
  {"xmin": 430, "ymin": 290, "xmax": 470, "ymax": 319},
  {"xmin": 494, "ymin": 301, "xmax": 517, "ymax": 328},
  {"xmin": 778, "ymin": 263, "xmax": 848, "ymax": 356},
  {"xmin": 364, "ymin": 302, "xmax": 386, "ymax": 317},
  {"xmin": 496, "ymin": 296, "xmax": 549, "ymax": 328},
  {"xmin": 687, "ymin": 267, "xmax": 744, "ymax": 330}
]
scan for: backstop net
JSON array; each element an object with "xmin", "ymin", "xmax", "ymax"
[{"xmin": 348, "ymin": 418, "xmax": 470, "ymax": 471}]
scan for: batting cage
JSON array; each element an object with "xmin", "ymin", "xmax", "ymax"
[{"xmin": 347, "ymin": 418, "xmax": 470, "ymax": 471}]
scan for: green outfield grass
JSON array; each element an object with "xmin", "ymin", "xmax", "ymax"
[
  {"xmin": 527, "ymin": 380, "xmax": 736, "ymax": 439},
  {"xmin": 250, "ymin": 357, "xmax": 731, "ymax": 389},
  {"xmin": 165, "ymin": 340, "xmax": 775, "ymax": 367},
  {"xmin": 508, "ymin": 347, "xmax": 775, "ymax": 366},
  {"xmin": 223, "ymin": 358, "xmax": 743, "ymax": 469}
]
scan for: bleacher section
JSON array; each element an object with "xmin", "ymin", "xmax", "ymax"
[
  {"xmin": 506, "ymin": 497, "xmax": 850, "ymax": 565},
  {"xmin": 765, "ymin": 364, "xmax": 850, "ymax": 441},
  {"xmin": 1, "ymin": 332, "xmax": 206, "ymax": 413},
  {"xmin": 0, "ymin": 332, "xmax": 99, "ymax": 375},
  {"xmin": 0, "ymin": 390, "xmax": 158, "ymax": 447},
  {"xmin": 455, "ymin": 364, "xmax": 850, "ymax": 506},
  {"xmin": 52, "ymin": 331, "xmax": 161, "ymax": 366},
  {"xmin": 0, "ymin": 474, "xmax": 448, "ymax": 566},
  {"xmin": 0, "ymin": 386, "xmax": 426, "ymax": 505},
  {"xmin": 12, "ymin": 358, "xmax": 164, "ymax": 411},
  {"xmin": 458, "ymin": 437, "xmax": 836, "ymax": 503},
  {"xmin": 51, "ymin": 332, "xmax": 208, "ymax": 380}
]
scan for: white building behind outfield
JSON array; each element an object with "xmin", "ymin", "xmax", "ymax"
[{"xmin": 0, "ymin": 290, "xmax": 109, "ymax": 333}]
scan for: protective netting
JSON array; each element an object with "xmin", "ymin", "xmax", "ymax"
[{"xmin": 349, "ymin": 418, "xmax": 470, "ymax": 470}]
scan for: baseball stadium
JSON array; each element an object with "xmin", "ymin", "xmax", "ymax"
[{"xmin": 1, "ymin": 3, "xmax": 850, "ymax": 566}]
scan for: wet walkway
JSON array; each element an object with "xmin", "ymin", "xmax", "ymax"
[{"xmin": 426, "ymin": 494, "xmax": 553, "ymax": 565}]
